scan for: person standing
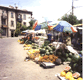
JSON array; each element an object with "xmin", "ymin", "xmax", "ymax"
[
  {"xmin": 47, "ymin": 32, "xmax": 52, "ymax": 43},
  {"xmin": 53, "ymin": 30, "xmax": 56, "ymax": 41},
  {"xmin": 58, "ymin": 32, "xmax": 63, "ymax": 42},
  {"xmin": 66, "ymin": 32, "xmax": 71, "ymax": 46}
]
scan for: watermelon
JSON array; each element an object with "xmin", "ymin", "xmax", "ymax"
[
  {"xmin": 25, "ymin": 40, "xmax": 28, "ymax": 44},
  {"xmin": 41, "ymin": 54, "xmax": 45, "ymax": 56},
  {"xmin": 28, "ymin": 41, "xmax": 32, "ymax": 44},
  {"xmin": 41, "ymin": 44, "xmax": 44, "ymax": 48},
  {"xmin": 77, "ymin": 58, "xmax": 82, "ymax": 66},
  {"xmin": 61, "ymin": 58, "xmax": 65, "ymax": 62},
  {"xmin": 64, "ymin": 66, "xmax": 71, "ymax": 71},
  {"xmin": 62, "ymin": 53, "xmax": 66, "ymax": 58},
  {"xmin": 52, "ymin": 46, "xmax": 56, "ymax": 51},
  {"xmin": 49, "ymin": 48, "xmax": 52, "ymax": 51},
  {"xmin": 65, "ymin": 53, "xmax": 69, "ymax": 58},
  {"xmin": 57, "ymin": 52, "xmax": 62, "ymax": 56},
  {"xmin": 32, "ymin": 46, "xmax": 37, "ymax": 49},
  {"xmin": 44, "ymin": 40, "xmax": 50, "ymax": 46},
  {"xmin": 67, "ymin": 57, "xmax": 72, "ymax": 62},
  {"xmin": 77, "ymin": 66, "xmax": 82, "ymax": 73},
  {"xmin": 53, "ymin": 51, "xmax": 56, "ymax": 55},
  {"xmin": 46, "ymin": 52, "xmax": 50, "ymax": 55},
  {"xmin": 40, "ymin": 48, "xmax": 46, "ymax": 54},
  {"xmin": 46, "ymin": 49, "xmax": 49, "ymax": 52},
  {"xmin": 68, "ymin": 53, "xmax": 72, "ymax": 58},
  {"xmin": 72, "ymin": 55, "xmax": 80, "ymax": 62},
  {"xmin": 50, "ymin": 51, "xmax": 53, "ymax": 54}
]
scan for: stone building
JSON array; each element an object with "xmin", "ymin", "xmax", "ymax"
[{"xmin": 0, "ymin": 5, "xmax": 32, "ymax": 37}]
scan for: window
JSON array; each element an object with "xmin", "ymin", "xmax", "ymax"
[
  {"xmin": 23, "ymin": 22, "xmax": 26, "ymax": 26},
  {"xmin": 23, "ymin": 14, "xmax": 26, "ymax": 20},
  {"xmin": 11, "ymin": 12, "xmax": 13, "ymax": 18},
  {"xmin": 2, "ymin": 19, "xmax": 6, "ymax": 25},
  {"xmin": 2, "ymin": 10, "xmax": 4, "ymax": 13},
  {"xmin": 11, "ymin": 21, "xmax": 14, "ymax": 27}
]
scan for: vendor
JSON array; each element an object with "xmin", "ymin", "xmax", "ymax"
[
  {"xmin": 47, "ymin": 32, "xmax": 52, "ymax": 42},
  {"xmin": 66, "ymin": 32, "xmax": 71, "ymax": 46},
  {"xmin": 58, "ymin": 32, "xmax": 63, "ymax": 42},
  {"xmin": 63, "ymin": 32, "xmax": 71, "ymax": 46}
]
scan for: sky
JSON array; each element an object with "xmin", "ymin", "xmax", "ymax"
[{"xmin": 0, "ymin": 0, "xmax": 83, "ymax": 23}]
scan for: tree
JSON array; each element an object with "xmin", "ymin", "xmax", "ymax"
[
  {"xmin": 0, "ymin": 29, "xmax": 3, "ymax": 38},
  {"xmin": 27, "ymin": 19, "xmax": 36, "ymax": 30},
  {"xmin": 78, "ymin": 19, "xmax": 82, "ymax": 24},
  {"xmin": 59, "ymin": 14, "xmax": 82, "ymax": 25},
  {"xmin": 20, "ymin": 25, "xmax": 27, "ymax": 31},
  {"xmin": 15, "ymin": 22, "xmax": 22, "ymax": 36}
]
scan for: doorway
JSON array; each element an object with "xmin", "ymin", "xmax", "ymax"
[{"xmin": 11, "ymin": 31, "xmax": 14, "ymax": 37}]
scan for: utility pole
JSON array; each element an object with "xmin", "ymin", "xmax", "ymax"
[
  {"xmin": 72, "ymin": 0, "xmax": 74, "ymax": 24},
  {"xmin": 72, "ymin": 0, "xmax": 74, "ymax": 16}
]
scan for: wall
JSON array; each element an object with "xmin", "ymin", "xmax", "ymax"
[
  {"xmin": 22, "ymin": 13, "xmax": 31, "ymax": 27},
  {"xmin": 0, "ymin": 9, "xmax": 2, "ymax": 28},
  {"xmin": 8, "ymin": 11, "xmax": 16, "ymax": 37}
]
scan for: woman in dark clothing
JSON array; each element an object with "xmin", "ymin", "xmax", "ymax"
[
  {"xmin": 47, "ymin": 32, "xmax": 52, "ymax": 42},
  {"xmin": 71, "ymin": 33, "xmax": 77, "ymax": 47}
]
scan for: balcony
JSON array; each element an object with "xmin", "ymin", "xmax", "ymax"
[
  {"xmin": 17, "ymin": 18, "xmax": 22, "ymax": 21},
  {"xmin": 2, "ymin": 24, "xmax": 8, "ymax": 28}
]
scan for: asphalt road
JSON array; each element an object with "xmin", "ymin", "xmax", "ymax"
[{"xmin": 0, "ymin": 37, "xmax": 68, "ymax": 80}]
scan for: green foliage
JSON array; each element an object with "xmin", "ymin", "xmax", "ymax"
[
  {"xmin": 29, "ymin": 19, "xmax": 36, "ymax": 26},
  {"xmin": 15, "ymin": 28, "xmax": 20, "ymax": 34},
  {"xmin": 16, "ymin": 22, "xmax": 22, "ymax": 28},
  {"xmin": 28, "ymin": 19, "xmax": 36, "ymax": 30},
  {"xmin": 60, "ymin": 14, "xmax": 82, "ymax": 25},
  {"xmin": 29, "ymin": 20, "xmax": 34, "ymax": 26},
  {"xmin": 78, "ymin": 19, "xmax": 82, "ymax": 24},
  {"xmin": 0, "ymin": 29, "xmax": 3, "ymax": 33},
  {"xmin": 21, "ymin": 25, "xmax": 27, "ymax": 31},
  {"xmin": 26, "ymin": 26, "xmax": 33, "ymax": 30}
]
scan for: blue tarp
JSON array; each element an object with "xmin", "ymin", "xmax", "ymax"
[
  {"xmin": 35, "ymin": 25, "xmax": 41, "ymax": 31},
  {"xmin": 53, "ymin": 24, "xmax": 64, "ymax": 32},
  {"xmin": 47, "ymin": 33, "xmax": 52, "ymax": 41}
]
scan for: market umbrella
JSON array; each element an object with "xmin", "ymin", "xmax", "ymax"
[
  {"xmin": 34, "ymin": 25, "xmax": 41, "ymax": 31},
  {"xmin": 33, "ymin": 21, "xmax": 51, "ymax": 31},
  {"xmin": 48, "ymin": 21, "xmax": 77, "ymax": 33},
  {"xmin": 40, "ymin": 22, "xmax": 48, "ymax": 29}
]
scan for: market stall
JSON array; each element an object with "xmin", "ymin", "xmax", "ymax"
[{"xmin": 18, "ymin": 20, "xmax": 82, "ymax": 80}]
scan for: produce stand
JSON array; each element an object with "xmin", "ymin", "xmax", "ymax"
[{"xmin": 17, "ymin": 29, "xmax": 82, "ymax": 79}]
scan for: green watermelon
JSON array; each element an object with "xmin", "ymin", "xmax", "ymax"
[
  {"xmin": 69, "ymin": 53, "xmax": 72, "ymax": 58},
  {"xmin": 72, "ymin": 55, "xmax": 80, "ymax": 62},
  {"xmin": 51, "ymin": 46, "xmax": 56, "ymax": 51},
  {"xmin": 46, "ymin": 52, "xmax": 50, "ymax": 55},
  {"xmin": 61, "ymin": 58, "xmax": 65, "ymax": 62},
  {"xmin": 50, "ymin": 51, "xmax": 53, "ymax": 54},
  {"xmin": 67, "ymin": 57, "xmax": 72, "ymax": 62},
  {"xmin": 65, "ymin": 53, "xmax": 69, "ymax": 58},
  {"xmin": 40, "ymin": 48, "xmax": 46, "ymax": 54},
  {"xmin": 41, "ymin": 54, "xmax": 45, "ymax": 56},
  {"xmin": 32, "ymin": 46, "xmax": 37, "ymax": 49},
  {"xmin": 62, "ymin": 53, "xmax": 66, "ymax": 58},
  {"xmin": 56, "ymin": 52, "xmax": 62, "ymax": 56}
]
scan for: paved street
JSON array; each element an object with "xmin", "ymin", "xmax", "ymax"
[{"xmin": 0, "ymin": 37, "xmax": 68, "ymax": 80}]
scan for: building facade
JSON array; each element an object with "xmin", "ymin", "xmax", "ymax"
[{"xmin": 0, "ymin": 5, "xmax": 32, "ymax": 37}]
